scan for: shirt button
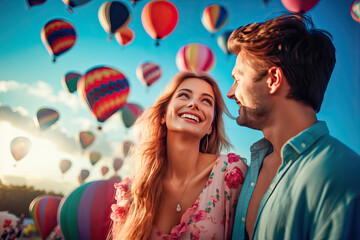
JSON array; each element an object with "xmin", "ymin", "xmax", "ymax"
[
  {"xmin": 301, "ymin": 143, "xmax": 306, "ymax": 148},
  {"xmin": 269, "ymin": 183, "xmax": 275, "ymax": 190},
  {"xmin": 242, "ymin": 217, "xmax": 245, "ymax": 222},
  {"xmin": 251, "ymin": 182, "xmax": 255, "ymax": 187}
]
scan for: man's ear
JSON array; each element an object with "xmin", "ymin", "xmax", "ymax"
[{"xmin": 267, "ymin": 66, "xmax": 283, "ymax": 94}]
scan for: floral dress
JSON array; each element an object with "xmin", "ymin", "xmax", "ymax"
[{"xmin": 111, "ymin": 153, "xmax": 248, "ymax": 240}]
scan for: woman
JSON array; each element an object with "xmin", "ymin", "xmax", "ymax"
[{"xmin": 110, "ymin": 72, "xmax": 248, "ymax": 239}]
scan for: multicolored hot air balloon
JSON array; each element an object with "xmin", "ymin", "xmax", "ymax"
[
  {"xmin": 115, "ymin": 27, "xmax": 135, "ymax": 47},
  {"xmin": 98, "ymin": 1, "xmax": 131, "ymax": 39},
  {"xmin": 41, "ymin": 19, "xmax": 76, "ymax": 62},
  {"xmin": 176, "ymin": 43, "xmax": 216, "ymax": 73},
  {"xmin": 58, "ymin": 179, "xmax": 118, "ymax": 240},
  {"xmin": 78, "ymin": 131, "xmax": 95, "ymax": 150},
  {"xmin": 10, "ymin": 136, "xmax": 32, "ymax": 162},
  {"xmin": 141, "ymin": 0, "xmax": 179, "ymax": 45},
  {"xmin": 136, "ymin": 62, "xmax": 162, "ymax": 88},
  {"xmin": 281, "ymin": 0, "xmax": 320, "ymax": 13},
  {"xmin": 89, "ymin": 151, "xmax": 101, "ymax": 166},
  {"xmin": 101, "ymin": 166, "xmax": 109, "ymax": 176},
  {"xmin": 35, "ymin": 108, "xmax": 59, "ymax": 131},
  {"xmin": 217, "ymin": 30, "xmax": 233, "ymax": 55},
  {"xmin": 201, "ymin": 4, "xmax": 228, "ymax": 34},
  {"xmin": 351, "ymin": 0, "xmax": 360, "ymax": 23},
  {"xmin": 25, "ymin": 0, "xmax": 46, "ymax": 7},
  {"xmin": 62, "ymin": 71, "xmax": 82, "ymax": 93},
  {"xmin": 29, "ymin": 195, "xmax": 62, "ymax": 240},
  {"xmin": 77, "ymin": 66, "xmax": 130, "ymax": 123},
  {"xmin": 78, "ymin": 169, "xmax": 90, "ymax": 184},
  {"xmin": 119, "ymin": 103, "xmax": 144, "ymax": 128},
  {"xmin": 113, "ymin": 157, "xmax": 123, "ymax": 172},
  {"xmin": 59, "ymin": 159, "xmax": 72, "ymax": 174},
  {"xmin": 61, "ymin": 0, "xmax": 91, "ymax": 12}
]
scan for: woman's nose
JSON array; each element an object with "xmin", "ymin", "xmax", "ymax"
[{"xmin": 188, "ymin": 100, "xmax": 199, "ymax": 109}]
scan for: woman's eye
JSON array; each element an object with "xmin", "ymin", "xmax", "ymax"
[
  {"xmin": 202, "ymin": 98, "xmax": 212, "ymax": 105},
  {"xmin": 178, "ymin": 93, "xmax": 189, "ymax": 98}
]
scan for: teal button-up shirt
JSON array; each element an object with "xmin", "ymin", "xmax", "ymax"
[{"xmin": 232, "ymin": 121, "xmax": 360, "ymax": 240}]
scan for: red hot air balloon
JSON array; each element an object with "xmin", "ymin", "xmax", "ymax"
[
  {"xmin": 141, "ymin": 0, "xmax": 179, "ymax": 46},
  {"xmin": 115, "ymin": 28, "xmax": 135, "ymax": 47},
  {"xmin": 351, "ymin": 0, "xmax": 360, "ymax": 23},
  {"xmin": 41, "ymin": 19, "xmax": 76, "ymax": 62},
  {"xmin": 176, "ymin": 43, "xmax": 216, "ymax": 73},
  {"xmin": 101, "ymin": 166, "xmax": 109, "ymax": 176},
  {"xmin": 61, "ymin": 0, "xmax": 91, "ymax": 13},
  {"xmin": 281, "ymin": 0, "xmax": 320, "ymax": 13},
  {"xmin": 201, "ymin": 4, "xmax": 229, "ymax": 34},
  {"xmin": 78, "ymin": 131, "xmax": 95, "ymax": 150},
  {"xmin": 29, "ymin": 196, "xmax": 62, "ymax": 240},
  {"xmin": 58, "ymin": 179, "xmax": 118, "ymax": 240},
  {"xmin": 136, "ymin": 62, "xmax": 162, "ymax": 88},
  {"xmin": 77, "ymin": 66, "xmax": 130, "ymax": 123},
  {"xmin": 25, "ymin": 0, "xmax": 46, "ymax": 8},
  {"xmin": 98, "ymin": 1, "xmax": 131, "ymax": 40}
]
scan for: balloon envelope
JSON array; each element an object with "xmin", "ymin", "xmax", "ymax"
[
  {"xmin": 41, "ymin": 19, "xmax": 76, "ymax": 62},
  {"xmin": 10, "ymin": 136, "xmax": 32, "ymax": 161},
  {"xmin": 101, "ymin": 166, "xmax": 109, "ymax": 176},
  {"xmin": 351, "ymin": 0, "xmax": 360, "ymax": 23},
  {"xmin": 62, "ymin": 71, "xmax": 82, "ymax": 93},
  {"xmin": 202, "ymin": 4, "xmax": 228, "ymax": 33},
  {"xmin": 77, "ymin": 66, "xmax": 130, "ymax": 123},
  {"xmin": 78, "ymin": 131, "xmax": 95, "ymax": 149},
  {"xmin": 61, "ymin": 0, "xmax": 90, "ymax": 8},
  {"xmin": 115, "ymin": 28, "xmax": 135, "ymax": 46},
  {"xmin": 59, "ymin": 159, "xmax": 72, "ymax": 174},
  {"xmin": 89, "ymin": 151, "xmax": 101, "ymax": 166},
  {"xmin": 141, "ymin": 0, "xmax": 179, "ymax": 44},
  {"xmin": 113, "ymin": 158, "xmax": 123, "ymax": 172},
  {"xmin": 0, "ymin": 212, "xmax": 17, "ymax": 235},
  {"xmin": 136, "ymin": 62, "xmax": 162, "ymax": 87},
  {"xmin": 26, "ymin": 0, "xmax": 46, "ymax": 7},
  {"xmin": 121, "ymin": 141, "xmax": 134, "ymax": 158},
  {"xmin": 217, "ymin": 30, "xmax": 232, "ymax": 55},
  {"xmin": 58, "ymin": 179, "xmax": 118, "ymax": 240},
  {"xmin": 281, "ymin": 0, "xmax": 320, "ymax": 13},
  {"xmin": 35, "ymin": 108, "xmax": 59, "ymax": 131},
  {"xmin": 98, "ymin": 1, "xmax": 131, "ymax": 36},
  {"xmin": 29, "ymin": 195, "xmax": 62, "ymax": 240},
  {"xmin": 119, "ymin": 103, "xmax": 144, "ymax": 128},
  {"xmin": 78, "ymin": 169, "xmax": 90, "ymax": 184},
  {"xmin": 176, "ymin": 43, "xmax": 215, "ymax": 73}
]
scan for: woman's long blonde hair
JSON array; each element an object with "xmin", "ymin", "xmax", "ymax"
[{"xmin": 113, "ymin": 72, "xmax": 232, "ymax": 239}]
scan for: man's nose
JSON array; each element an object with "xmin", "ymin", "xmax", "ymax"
[{"xmin": 227, "ymin": 82, "xmax": 236, "ymax": 99}]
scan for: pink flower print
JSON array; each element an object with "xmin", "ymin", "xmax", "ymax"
[
  {"xmin": 227, "ymin": 153, "xmax": 240, "ymax": 164},
  {"xmin": 114, "ymin": 177, "xmax": 131, "ymax": 201},
  {"xmin": 210, "ymin": 195, "xmax": 218, "ymax": 204},
  {"xmin": 190, "ymin": 227, "xmax": 201, "ymax": 240},
  {"xmin": 193, "ymin": 210, "xmax": 207, "ymax": 223},
  {"xmin": 110, "ymin": 200, "xmax": 130, "ymax": 222},
  {"xmin": 225, "ymin": 166, "xmax": 245, "ymax": 189},
  {"xmin": 211, "ymin": 233, "xmax": 217, "ymax": 240},
  {"xmin": 205, "ymin": 180, "xmax": 213, "ymax": 187}
]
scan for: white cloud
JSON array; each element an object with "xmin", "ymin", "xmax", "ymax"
[{"xmin": 0, "ymin": 80, "xmax": 24, "ymax": 92}]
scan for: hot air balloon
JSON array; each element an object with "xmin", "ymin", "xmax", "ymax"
[
  {"xmin": 217, "ymin": 30, "xmax": 233, "ymax": 55},
  {"xmin": 35, "ymin": 108, "xmax": 59, "ymax": 131},
  {"xmin": 78, "ymin": 131, "xmax": 95, "ymax": 150},
  {"xmin": 59, "ymin": 159, "xmax": 72, "ymax": 174},
  {"xmin": 136, "ymin": 62, "xmax": 162, "ymax": 88},
  {"xmin": 89, "ymin": 151, "xmax": 101, "ymax": 166},
  {"xmin": 101, "ymin": 166, "xmax": 109, "ymax": 176},
  {"xmin": 0, "ymin": 212, "xmax": 17, "ymax": 235},
  {"xmin": 10, "ymin": 136, "xmax": 32, "ymax": 162},
  {"xmin": 119, "ymin": 103, "xmax": 144, "ymax": 128},
  {"xmin": 61, "ymin": 0, "xmax": 91, "ymax": 13},
  {"xmin": 176, "ymin": 43, "xmax": 216, "ymax": 73},
  {"xmin": 141, "ymin": 0, "xmax": 179, "ymax": 46},
  {"xmin": 62, "ymin": 71, "xmax": 82, "ymax": 93},
  {"xmin": 98, "ymin": 1, "xmax": 131, "ymax": 40},
  {"xmin": 115, "ymin": 27, "xmax": 135, "ymax": 47},
  {"xmin": 130, "ymin": 0, "xmax": 141, "ymax": 5},
  {"xmin": 25, "ymin": 0, "xmax": 46, "ymax": 8},
  {"xmin": 281, "ymin": 0, "xmax": 320, "ymax": 13},
  {"xmin": 201, "ymin": 4, "xmax": 228, "ymax": 34},
  {"xmin": 113, "ymin": 158, "xmax": 123, "ymax": 172},
  {"xmin": 58, "ymin": 179, "xmax": 118, "ymax": 240},
  {"xmin": 351, "ymin": 0, "xmax": 360, "ymax": 23},
  {"xmin": 78, "ymin": 169, "xmax": 90, "ymax": 184},
  {"xmin": 29, "ymin": 195, "xmax": 62, "ymax": 240},
  {"xmin": 77, "ymin": 66, "xmax": 130, "ymax": 123},
  {"xmin": 121, "ymin": 141, "xmax": 134, "ymax": 158},
  {"xmin": 41, "ymin": 19, "xmax": 76, "ymax": 62}
]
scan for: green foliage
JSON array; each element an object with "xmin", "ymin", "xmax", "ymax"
[{"xmin": 0, "ymin": 180, "xmax": 63, "ymax": 218}]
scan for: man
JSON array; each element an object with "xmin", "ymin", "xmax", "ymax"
[{"xmin": 227, "ymin": 13, "xmax": 360, "ymax": 240}]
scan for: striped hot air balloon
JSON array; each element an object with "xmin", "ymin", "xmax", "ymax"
[
  {"xmin": 78, "ymin": 131, "xmax": 95, "ymax": 150},
  {"xmin": 35, "ymin": 108, "xmax": 60, "ymax": 131},
  {"xmin": 62, "ymin": 71, "xmax": 82, "ymax": 93},
  {"xmin": 351, "ymin": 0, "xmax": 360, "ymax": 23},
  {"xmin": 176, "ymin": 43, "xmax": 215, "ymax": 73},
  {"xmin": 41, "ymin": 19, "xmax": 76, "ymax": 62},
  {"xmin": 77, "ymin": 66, "xmax": 130, "ymax": 123},
  {"xmin": 29, "ymin": 196, "xmax": 62, "ymax": 240},
  {"xmin": 98, "ymin": 1, "xmax": 131, "ymax": 39},
  {"xmin": 201, "ymin": 4, "xmax": 228, "ymax": 34},
  {"xmin": 115, "ymin": 28, "xmax": 135, "ymax": 47},
  {"xmin": 136, "ymin": 62, "xmax": 162, "ymax": 88},
  {"xmin": 281, "ymin": 0, "xmax": 320, "ymax": 13}
]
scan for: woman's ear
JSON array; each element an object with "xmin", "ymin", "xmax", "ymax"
[
  {"xmin": 206, "ymin": 126, "xmax": 212, "ymax": 135},
  {"xmin": 267, "ymin": 66, "xmax": 283, "ymax": 94}
]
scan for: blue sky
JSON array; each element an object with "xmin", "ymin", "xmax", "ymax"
[{"xmin": 0, "ymin": 0, "xmax": 359, "ymax": 194}]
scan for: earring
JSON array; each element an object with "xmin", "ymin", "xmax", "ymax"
[{"xmin": 205, "ymin": 134, "xmax": 209, "ymax": 153}]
